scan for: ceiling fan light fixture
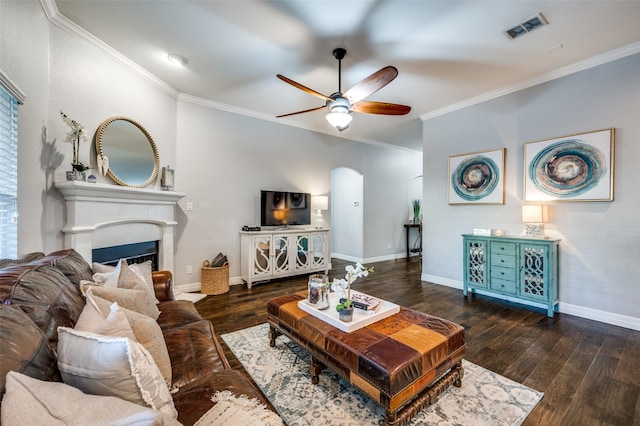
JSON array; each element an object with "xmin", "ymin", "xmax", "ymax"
[{"xmin": 326, "ymin": 110, "xmax": 352, "ymax": 131}]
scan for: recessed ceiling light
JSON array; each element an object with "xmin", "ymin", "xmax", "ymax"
[{"xmin": 167, "ymin": 53, "xmax": 188, "ymax": 66}]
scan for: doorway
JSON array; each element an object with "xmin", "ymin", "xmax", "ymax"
[{"xmin": 330, "ymin": 167, "xmax": 363, "ymax": 262}]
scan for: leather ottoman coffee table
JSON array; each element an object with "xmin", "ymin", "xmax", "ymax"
[{"xmin": 267, "ymin": 292, "xmax": 466, "ymax": 426}]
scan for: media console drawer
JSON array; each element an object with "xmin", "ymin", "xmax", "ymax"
[
  {"xmin": 490, "ymin": 241, "xmax": 516, "ymax": 255},
  {"xmin": 491, "ymin": 253, "xmax": 516, "ymax": 268}
]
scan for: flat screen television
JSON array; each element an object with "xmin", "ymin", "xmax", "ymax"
[{"xmin": 261, "ymin": 190, "xmax": 311, "ymax": 227}]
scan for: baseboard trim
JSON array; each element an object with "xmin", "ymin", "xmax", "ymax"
[
  {"xmin": 175, "ymin": 276, "xmax": 244, "ymax": 294},
  {"xmin": 331, "ymin": 252, "xmax": 408, "ymax": 264},
  {"xmin": 422, "ymin": 274, "xmax": 640, "ymax": 332},
  {"xmin": 558, "ymin": 302, "xmax": 640, "ymax": 332},
  {"xmin": 422, "ymin": 274, "xmax": 461, "ymax": 289}
]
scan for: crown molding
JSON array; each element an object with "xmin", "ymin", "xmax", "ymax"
[
  {"xmin": 177, "ymin": 93, "xmax": 422, "ymax": 154},
  {"xmin": 421, "ymin": 41, "xmax": 640, "ymax": 121},
  {"xmin": 0, "ymin": 69, "xmax": 26, "ymax": 104},
  {"xmin": 39, "ymin": 0, "xmax": 178, "ymax": 98}
]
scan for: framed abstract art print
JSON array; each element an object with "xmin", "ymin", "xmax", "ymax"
[
  {"xmin": 524, "ymin": 129, "xmax": 614, "ymax": 202},
  {"xmin": 448, "ymin": 148, "xmax": 505, "ymax": 205}
]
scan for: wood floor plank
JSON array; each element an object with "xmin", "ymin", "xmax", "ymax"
[{"xmin": 192, "ymin": 257, "xmax": 640, "ymax": 425}]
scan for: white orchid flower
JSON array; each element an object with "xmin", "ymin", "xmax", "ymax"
[
  {"xmin": 334, "ymin": 263, "xmax": 374, "ymax": 313},
  {"xmin": 60, "ymin": 111, "xmax": 88, "ymax": 168}
]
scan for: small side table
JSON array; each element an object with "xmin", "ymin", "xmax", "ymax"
[{"xmin": 404, "ymin": 223, "xmax": 422, "ymax": 260}]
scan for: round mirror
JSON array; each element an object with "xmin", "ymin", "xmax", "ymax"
[{"xmin": 96, "ymin": 117, "xmax": 159, "ymax": 188}]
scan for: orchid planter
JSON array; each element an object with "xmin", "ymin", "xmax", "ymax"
[
  {"xmin": 66, "ymin": 170, "xmax": 86, "ymax": 182},
  {"xmin": 339, "ymin": 307, "xmax": 354, "ymax": 322}
]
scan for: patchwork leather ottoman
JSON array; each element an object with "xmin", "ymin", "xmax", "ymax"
[{"xmin": 267, "ymin": 292, "xmax": 466, "ymax": 426}]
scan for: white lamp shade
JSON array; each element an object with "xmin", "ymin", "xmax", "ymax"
[
  {"xmin": 311, "ymin": 195, "xmax": 328, "ymax": 211},
  {"xmin": 325, "ymin": 112, "xmax": 352, "ymax": 131},
  {"xmin": 522, "ymin": 204, "xmax": 548, "ymax": 223}
]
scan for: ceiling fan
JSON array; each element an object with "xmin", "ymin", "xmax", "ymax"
[{"xmin": 276, "ymin": 48, "xmax": 411, "ymax": 131}]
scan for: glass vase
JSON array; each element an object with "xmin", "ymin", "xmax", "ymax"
[{"xmin": 308, "ymin": 274, "xmax": 329, "ymax": 310}]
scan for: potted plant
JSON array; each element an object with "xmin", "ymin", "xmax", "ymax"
[
  {"xmin": 332, "ymin": 263, "xmax": 374, "ymax": 322},
  {"xmin": 60, "ymin": 111, "xmax": 89, "ymax": 180},
  {"xmin": 412, "ymin": 199, "xmax": 421, "ymax": 224}
]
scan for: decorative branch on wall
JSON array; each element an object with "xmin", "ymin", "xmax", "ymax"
[
  {"xmin": 448, "ymin": 148, "xmax": 505, "ymax": 205},
  {"xmin": 524, "ymin": 128, "xmax": 615, "ymax": 202}
]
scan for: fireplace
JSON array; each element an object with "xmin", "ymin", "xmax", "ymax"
[
  {"xmin": 93, "ymin": 240, "xmax": 159, "ymax": 270},
  {"xmin": 55, "ymin": 181, "xmax": 185, "ymax": 272}
]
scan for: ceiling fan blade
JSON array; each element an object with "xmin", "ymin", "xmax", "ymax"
[
  {"xmin": 351, "ymin": 101, "xmax": 411, "ymax": 115},
  {"xmin": 276, "ymin": 105, "xmax": 326, "ymax": 118},
  {"xmin": 344, "ymin": 66, "xmax": 399, "ymax": 104},
  {"xmin": 277, "ymin": 74, "xmax": 332, "ymax": 102}
]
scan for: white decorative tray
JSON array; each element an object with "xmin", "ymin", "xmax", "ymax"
[{"xmin": 298, "ymin": 291, "xmax": 400, "ymax": 333}]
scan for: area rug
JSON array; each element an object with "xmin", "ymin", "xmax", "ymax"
[{"xmin": 222, "ymin": 323, "xmax": 543, "ymax": 426}]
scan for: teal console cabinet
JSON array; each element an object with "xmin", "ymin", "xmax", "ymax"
[{"xmin": 463, "ymin": 235, "xmax": 560, "ymax": 317}]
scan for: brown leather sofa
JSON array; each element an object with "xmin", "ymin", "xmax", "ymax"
[{"xmin": 0, "ymin": 249, "xmax": 270, "ymax": 425}]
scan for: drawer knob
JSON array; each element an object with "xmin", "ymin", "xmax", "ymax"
[{"xmin": 501, "ymin": 259, "xmax": 505, "ymax": 263}]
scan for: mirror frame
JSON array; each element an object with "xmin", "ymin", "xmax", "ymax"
[{"xmin": 96, "ymin": 116, "xmax": 160, "ymax": 188}]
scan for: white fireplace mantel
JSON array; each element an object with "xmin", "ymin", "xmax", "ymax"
[{"xmin": 55, "ymin": 181, "xmax": 186, "ymax": 272}]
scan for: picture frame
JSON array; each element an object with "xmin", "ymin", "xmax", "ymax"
[
  {"xmin": 448, "ymin": 148, "xmax": 505, "ymax": 205},
  {"xmin": 161, "ymin": 166, "xmax": 174, "ymax": 189},
  {"xmin": 524, "ymin": 128, "xmax": 614, "ymax": 202}
]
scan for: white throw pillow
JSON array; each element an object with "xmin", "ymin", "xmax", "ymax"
[
  {"xmin": 92, "ymin": 259, "xmax": 159, "ymax": 302},
  {"xmin": 1, "ymin": 371, "xmax": 181, "ymax": 426},
  {"xmin": 57, "ymin": 327, "xmax": 177, "ymax": 418},
  {"xmin": 105, "ymin": 259, "xmax": 148, "ymax": 290},
  {"xmin": 79, "ymin": 293, "xmax": 172, "ymax": 389},
  {"xmin": 74, "ymin": 296, "xmax": 137, "ymax": 341},
  {"xmin": 85, "ymin": 286, "xmax": 160, "ymax": 320}
]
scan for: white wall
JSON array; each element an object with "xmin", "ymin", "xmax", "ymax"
[
  {"xmin": 174, "ymin": 100, "xmax": 421, "ymax": 285},
  {"xmin": 422, "ymin": 53, "xmax": 640, "ymax": 330}
]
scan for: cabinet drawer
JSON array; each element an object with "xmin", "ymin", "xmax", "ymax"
[
  {"xmin": 491, "ymin": 242, "xmax": 516, "ymax": 255},
  {"xmin": 491, "ymin": 265, "xmax": 516, "ymax": 281},
  {"xmin": 490, "ymin": 278, "xmax": 517, "ymax": 294},
  {"xmin": 491, "ymin": 253, "xmax": 516, "ymax": 268}
]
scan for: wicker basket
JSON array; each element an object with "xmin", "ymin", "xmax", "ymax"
[{"xmin": 201, "ymin": 262, "xmax": 229, "ymax": 295}]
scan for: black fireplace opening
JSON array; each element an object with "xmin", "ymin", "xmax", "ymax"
[{"xmin": 92, "ymin": 240, "xmax": 159, "ymax": 270}]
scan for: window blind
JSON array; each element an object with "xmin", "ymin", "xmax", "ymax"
[{"xmin": 0, "ymin": 84, "xmax": 18, "ymax": 258}]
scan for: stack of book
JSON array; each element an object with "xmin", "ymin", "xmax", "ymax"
[{"xmin": 339, "ymin": 292, "xmax": 380, "ymax": 311}]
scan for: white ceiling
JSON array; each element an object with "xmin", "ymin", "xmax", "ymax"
[{"xmin": 53, "ymin": 0, "xmax": 640, "ymax": 152}]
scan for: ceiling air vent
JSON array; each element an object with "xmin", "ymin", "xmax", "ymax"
[{"xmin": 505, "ymin": 13, "xmax": 548, "ymax": 40}]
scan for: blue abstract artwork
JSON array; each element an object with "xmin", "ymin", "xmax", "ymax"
[
  {"xmin": 449, "ymin": 148, "xmax": 505, "ymax": 205},
  {"xmin": 525, "ymin": 129, "xmax": 614, "ymax": 202}
]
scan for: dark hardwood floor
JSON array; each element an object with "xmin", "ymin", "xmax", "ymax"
[{"xmin": 194, "ymin": 257, "xmax": 640, "ymax": 426}]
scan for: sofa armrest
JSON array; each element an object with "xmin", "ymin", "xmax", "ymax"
[{"xmin": 152, "ymin": 270, "xmax": 175, "ymax": 302}]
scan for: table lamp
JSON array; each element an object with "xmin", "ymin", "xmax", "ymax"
[
  {"xmin": 311, "ymin": 196, "xmax": 328, "ymax": 229},
  {"xmin": 522, "ymin": 204, "xmax": 549, "ymax": 237}
]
